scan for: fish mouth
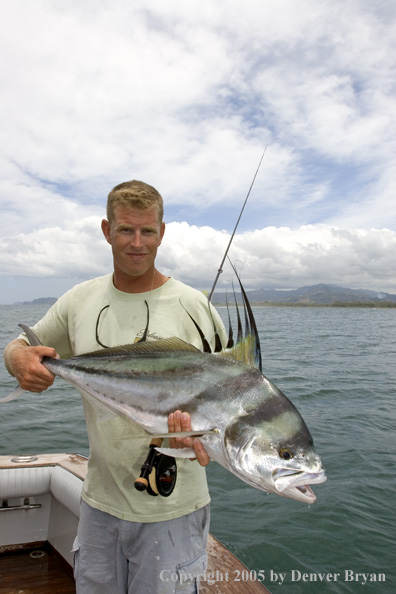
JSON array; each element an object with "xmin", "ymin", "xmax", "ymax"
[{"xmin": 273, "ymin": 468, "xmax": 327, "ymax": 504}]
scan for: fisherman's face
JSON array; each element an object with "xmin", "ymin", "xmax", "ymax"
[{"xmin": 101, "ymin": 205, "xmax": 165, "ymax": 285}]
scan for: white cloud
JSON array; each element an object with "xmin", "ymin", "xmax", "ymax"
[
  {"xmin": 0, "ymin": 0, "xmax": 395, "ymax": 301},
  {"xmin": 206, "ymin": 225, "xmax": 396, "ymax": 293},
  {"xmin": 0, "ymin": 216, "xmax": 110, "ymax": 279},
  {"xmin": 1, "ymin": 217, "xmax": 395, "ymax": 298}
]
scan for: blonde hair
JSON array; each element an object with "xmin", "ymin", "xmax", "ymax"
[{"xmin": 107, "ymin": 180, "xmax": 164, "ymax": 223}]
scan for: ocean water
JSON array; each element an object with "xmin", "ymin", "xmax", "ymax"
[{"xmin": 0, "ymin": 303, "xmax": 395, "ymax": 594}]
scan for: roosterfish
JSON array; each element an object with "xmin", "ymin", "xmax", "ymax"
[{"xmin": 1, "ymin": 279, "xmax": 326, "ymax": 504}]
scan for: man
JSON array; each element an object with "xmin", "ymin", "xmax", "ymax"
[{"xmin": 4, "ymin": 180, "xmax": 228, "ymax": 594}]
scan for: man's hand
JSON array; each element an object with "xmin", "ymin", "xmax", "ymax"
[
  {"xmin": 168, "ymin": 410, "xmax": 210, "ymax": 467},
  {"xmin": 4, "ymin": 339, "xmax": 59, "ymax": 393}
]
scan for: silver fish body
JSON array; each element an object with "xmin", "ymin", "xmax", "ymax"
[{"xmin": 39, "ymin": 337, "xmax": 326, "ymax": 504}]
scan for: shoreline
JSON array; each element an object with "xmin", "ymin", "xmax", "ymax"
[{"xmin": 213, "ymin": 301, "xmax": 396, "ymax": 308}]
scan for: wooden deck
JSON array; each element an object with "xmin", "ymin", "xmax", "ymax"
[{"xmin": 0, "ymin": 543, "xmax": 75, "ymax": 594}]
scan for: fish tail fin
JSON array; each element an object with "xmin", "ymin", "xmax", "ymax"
[
  {"xmin": 0, "ymin": 385, "xmax": 26, "ymax": 403},
  {"xmin": 18, "ymin": 324, "xmax": 43, "ymax": 347}
]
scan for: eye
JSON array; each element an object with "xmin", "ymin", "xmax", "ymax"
[{"xmin": 279, "ymin": 447, "xmax": 294, "ymax": 460}]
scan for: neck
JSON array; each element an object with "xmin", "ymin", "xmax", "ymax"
[{"xmin": 112, "ymin": 268, "xmax": 169, "ymax": 294}]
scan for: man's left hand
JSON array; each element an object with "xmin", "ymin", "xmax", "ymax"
[{"xmin": 168, "ymin": 410, "xmax": 210, "ymax": 467}]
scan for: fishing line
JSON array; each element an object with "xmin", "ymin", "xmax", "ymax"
[{"xmin": 208, "ymin": 146, "xmax": 267, "ymax": 301}]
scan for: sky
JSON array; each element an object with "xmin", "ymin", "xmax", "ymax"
[{"xmin": 0, "ymin": 0, "xmax": 395, "ymax": 304}]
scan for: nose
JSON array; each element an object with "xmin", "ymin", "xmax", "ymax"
[{"xmin": 130, "ymin": 231, "xmax": 143, "ymax": 248}]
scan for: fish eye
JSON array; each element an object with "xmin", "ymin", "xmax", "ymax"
[{"xmin": 279, "ymin": 447, "xmax": 294, "ymax": 460}]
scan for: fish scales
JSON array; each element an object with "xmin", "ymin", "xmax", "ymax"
[{"xmin": 44, "ymin": 351, "xmax": 259, "ymax": 424}]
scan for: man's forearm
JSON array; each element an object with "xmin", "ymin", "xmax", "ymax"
[{"xmin": 3, "ymin": 339, "xmax": 29, "ymax": 377}]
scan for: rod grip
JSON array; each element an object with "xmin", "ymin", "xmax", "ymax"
[{"xmin": 134, "ymin": 438, "xmax": 163, "ymax": 492}]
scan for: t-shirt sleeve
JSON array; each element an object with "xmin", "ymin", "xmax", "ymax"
[{"xmin": 17, "ymin": 291, "xmax": 74, "ymax": 358}]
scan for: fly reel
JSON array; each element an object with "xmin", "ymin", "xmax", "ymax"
[{"xmin": 134, "ymin": 439, "xmax": 177, "ymax": 497}]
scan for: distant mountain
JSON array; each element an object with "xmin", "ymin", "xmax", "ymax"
[
  {"xmin": 16, "ymin": 297, "xmax": 58, "ymax": 306},
  {"xmin": 15, "ymin": 284, "xmax": 396, "ymax": 307},
  {"xmin": 212, "ymin": 283, "xmax": 396, "ymax": 305}
]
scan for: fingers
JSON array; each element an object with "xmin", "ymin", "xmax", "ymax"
[
  {"xmin": 168, "ymin": 410, "xmax": 210, "ymax": 467},
  {"xmin": 168, "ymin": 410, "xmax": 191, "ymax": 449},
  {"xmin": 191, "ymin": 438, "xmax": 210, "ymax": 467},
  {"xmin": 19, "ymin": 370, "xmax": 55, "ymax": 393},
  {"xmin": 11, "ymin": 345, "xmax": 58, "ymax": 393}
]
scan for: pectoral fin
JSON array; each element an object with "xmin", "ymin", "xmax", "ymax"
[
  {"xmin": 137, "ymin": 428, "xmax": 219, "ymax": 439},
  {"xmin": 155, "ymin": 447, "xmax": 196, "ymax": 458}
]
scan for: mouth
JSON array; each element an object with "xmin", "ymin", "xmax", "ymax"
[
  {"xmin": 125, "ymin": 252, "xmax": 149, "ymax": 264},
  {"xmin": 273, "ymin": 468, "xmax": 327, "ymax": 503}
]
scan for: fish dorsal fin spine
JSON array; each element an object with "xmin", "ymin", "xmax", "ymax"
[
  {"xmin": 179, "ymin": 298, "xmax": 223, "ymax": 354},
  {"xmin": 180, "ymin": 302, "xmax": 212, "ymax": 353},
  {"xmin": 215, "ymin": 265, "xmax": 262, "ymax": 373},
  {"xmin": 181, "ymin": 269, "xmax": 262, "ymax": 372}
]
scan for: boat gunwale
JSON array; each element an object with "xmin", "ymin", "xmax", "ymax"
[{"xmin": 0, "ymin": 452, "xmax": 88, "ymax": 479}]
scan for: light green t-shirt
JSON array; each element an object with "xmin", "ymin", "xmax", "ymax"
[{"xmin": 28, "ymin": 274, "xmax": 227, "ymax": 522}]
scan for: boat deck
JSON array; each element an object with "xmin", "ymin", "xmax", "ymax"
[{"xmin": 0, "ymin": 543, "xmax": 75, "ymax": 594}]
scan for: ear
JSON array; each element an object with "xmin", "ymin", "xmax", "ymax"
[
  {"xmin": 159, "ymin": 222, "xmax": 165, "ymax": 244},
  {"xmin": 101, "ymin": 219, "xmax": 112, "ymax": 244}
]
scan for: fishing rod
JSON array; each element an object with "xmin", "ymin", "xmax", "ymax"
[{"xmin": 208, "ymin": 147, "xmax": 267, "ymax": 301}]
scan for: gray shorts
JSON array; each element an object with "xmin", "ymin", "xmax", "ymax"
[{"xmin": 73, "ymin": 500, "xmax": 210, "ymax": 594}]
